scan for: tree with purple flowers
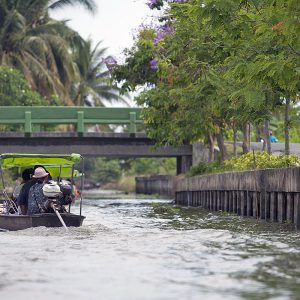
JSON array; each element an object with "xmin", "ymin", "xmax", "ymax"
[{"xmin": 114, "ymin": 0, "xmax": 300, "ymax": 160}]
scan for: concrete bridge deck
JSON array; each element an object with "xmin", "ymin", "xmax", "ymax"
[
  {"xmin": 0, "ymin": 132, "xmax": 192, "ymax": 173},
  {"xmin": 0, "ymin": 132, "xmax": 192, "ymax": 157}
]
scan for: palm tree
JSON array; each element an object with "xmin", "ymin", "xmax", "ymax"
[
  {"xmin": 0, "ymin": 0, "xmax": 97, "ymax": 104},
  {"xmin": 73, "ymin": 39, "xmax": 130, "ymax": 106},
  {"xmin": 48, "ymin": 0, "xmax": 96, "ymax": 12}
]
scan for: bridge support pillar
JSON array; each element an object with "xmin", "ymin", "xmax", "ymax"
[{"xmin": 176, "ymin": 155, "xmax": 192, "ymax": 175}]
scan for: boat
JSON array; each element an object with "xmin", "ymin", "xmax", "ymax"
[{"xmin": 0, "ymin": 153, "xmax": 85, "ymax": 231}]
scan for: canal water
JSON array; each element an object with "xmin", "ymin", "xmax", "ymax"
[{"xmin": 1, "ymin": 190, "xmax": 300, "ymax": 300}]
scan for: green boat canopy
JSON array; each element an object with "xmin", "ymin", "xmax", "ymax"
[
  {"xmin": 42, "ymin": 167, "xmax": 82, "ymax": 178},
  {"xmin": 0, "ymin": 153, "xmax": 82, "ymax": 171}
]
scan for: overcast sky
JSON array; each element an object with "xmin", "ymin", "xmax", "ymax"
[{"xmin": 51, "ymin": 0, "xmax": 156, "ymax": 61}]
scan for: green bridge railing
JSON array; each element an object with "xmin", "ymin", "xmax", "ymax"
[{"xmin": 0, "ymin": 106, "xmax": 143, "ymax": 136}]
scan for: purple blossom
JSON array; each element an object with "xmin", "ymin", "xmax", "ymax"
[
  {"xmin": 103, "ymin": 56, "xmax": 117, "ymax": 65},
  {"xmin": 146, "ymin": 0, "xmax": 164, "ymax": 9},
  {"xmin": 102, "ymin": 56, "xmax": 117, "ymax": 71},
  {"xmin": 159, "ymin": 47, "xmax": 167, "ymax": 54},
  {"xmin": 146, "ymin": 0, "xmax": 186, "ymax": 9},
  {"xmin": 150, "ymin": 59, "xmax": 158, "ymax": 70},
  {"xmin": 146, "ymin": 0, "xmax": 158, "ymax": 9},
  {"xmin": 153, "ymin": 25, "xmax": 175, "ymax": 45}
]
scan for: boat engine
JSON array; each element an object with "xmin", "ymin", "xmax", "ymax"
[
  {"xmin": 42, "ymin": 182, "xmax": 73, "ymax": 212},
  {"xmin": 42, "ymin": 182, "xmax": 61, "ymax": 199},
  {"xmin": 42, "ymin": 182, "xmax": 65, "ymax": 213}
]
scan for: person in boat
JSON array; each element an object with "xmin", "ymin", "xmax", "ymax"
[
  {"xmin": 27, "ymin": 167, "xmax": 51, "ymax": 215},
  {"xmin": 17, "ymin": 166, "xmax": 51, "ymax": 215},
  {"xmin": 27, "ymin": 172, "xmax": 74, "ymax": 215},
  {"xmin": 13, "ymin": 168, "xmax": 34, "ymax": 201},
  {"xmin": 34, "ymin": 165, "xmax": 53, "ymax": 180},
  {"xmin": 17, "ymin": 170, "xmax": 38, "ymax": 215}
]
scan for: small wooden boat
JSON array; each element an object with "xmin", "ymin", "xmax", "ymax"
[
  {"xmin": 0, "ymin": 153, "xmax": 85, "ymax": 231},
  {"xmin": 0, "ymin": 213, "xmax": 85, "ymax": 231}
]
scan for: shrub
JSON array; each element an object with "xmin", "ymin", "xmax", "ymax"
[
  {"xmin": 188, "ymin": 152, "xmax": 300, "ymax": 176},
  {"xmin": 224, "ymin": 152, "xmax": 300, "ymax": 171},
  {"xmin": 187, "ymin": 161, "xmax": 223, "ymax": 176}
]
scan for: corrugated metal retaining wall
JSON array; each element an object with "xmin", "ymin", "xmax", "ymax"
[
  {"xmin": 135, "ymin": 175, "xmax": 174, "ymax": 197},
  {"xmin": 175, "ymin": 167, "xmax": 300, "ymax": 229}
]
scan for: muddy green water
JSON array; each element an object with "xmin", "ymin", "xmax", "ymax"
[{"xmin": 1, "ymin": 190, "xmax": 300, "ymax": 300}]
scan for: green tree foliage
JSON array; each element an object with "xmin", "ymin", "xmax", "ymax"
[
  {"xmin": 84, "ymin": 157, "xmax": 176, "ymax": 185},
  {"xmin": 122, "ymin": 157, "xmax": 176, "ymax": 176},
  {"xmin": 114, "ymin": 0, "xmax": 300, "ymax": 159},
  {"xmin": 0, "ymin": 66, "xmax": 45, "ymax": 106},
  {"xmin": 0, "ymin": 0, "xmax": 88, "ymax": 104},
  {"xmin": 0, "ymin": 65, "xmax": 61, "ymax": 131},
  {"xmin": 113, "ymin": 28, "xmax": 159, "ymax": 92},
  {"xmin": 0, "ymin": 0, "xmax": 120, "ymax": 107},
  {"xmin": 89, "ymin": 159, "xmax": 123, "ymax": 184}
]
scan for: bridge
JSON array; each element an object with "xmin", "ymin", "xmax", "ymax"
[{"xmin": 0, "ymin": 106, "xmax": 192, "ymax": 174}]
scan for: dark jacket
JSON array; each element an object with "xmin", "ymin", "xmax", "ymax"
[{"xmin": 17, "ymin": 180, "xmax": 36, "ymax": 207}]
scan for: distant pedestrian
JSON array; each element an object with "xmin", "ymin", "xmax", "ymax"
[{"xmin": 269, "ymin": 131, "xmax": 278, "ymax": 143}]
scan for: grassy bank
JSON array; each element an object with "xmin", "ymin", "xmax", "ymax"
[
  {"xmin": 118, "ymin": 176, "xmax": 136, "ymax": 194},
  {"xmin": 187, "ymin": 151, "xmax": 300, "ymax": 177}
]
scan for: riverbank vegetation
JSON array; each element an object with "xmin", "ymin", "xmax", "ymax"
[
  {"xmin": 113, "ymin": 0, "xmax": 300, "ymax": 160},
  {"xmin": 187, "ymin": 152, "xmax": 300, "ymax": 176}
]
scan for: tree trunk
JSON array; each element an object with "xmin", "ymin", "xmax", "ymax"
[
  {"xmin": 284, "ymin": 96, "xmax": 290, "ymax": 155},
  {"xmin": 242, "ymin": 123, "xmax": 250, "ymax": 153},
  {"xmin": 264, "ymin": 92, "xmax": 271, "ymax": 154},
  {"xmin": 248, "ymin": 123, "xmax": 251, "ymax": 150},
  {"xmin": 216, "ymin": 127, "xmax": 227, "ymax": 161},
  {"xmin": 233, "ymin": 124, "xmax": 237, "ymax": 156},
  {"xmin": 256, "ymin": 124, "xmax": 266, "ymax": 150},
  {"xmin": 255, "ymin": 125, "xmax": 264, "ymax": 142},
  {"xmin": 207, "ymin": 132, "xmax": 215, "ymax": 162},
  {"xmin": 264, "ymin": 119, "xmax": 271, "ymax": 154}
]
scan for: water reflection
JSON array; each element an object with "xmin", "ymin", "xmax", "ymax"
[{"xmin": 0, "ymin": 191, "xmax": 300, "ymax": 300}]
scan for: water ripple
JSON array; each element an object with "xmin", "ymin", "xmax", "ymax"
[{"xmin": 1, "ymin": 194, "xmax": 300, "ymax": 300}]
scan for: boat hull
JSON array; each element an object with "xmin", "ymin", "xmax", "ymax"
[{"xmin": 0, "ymin": 213, "xmax": 85, "ymax": 231}]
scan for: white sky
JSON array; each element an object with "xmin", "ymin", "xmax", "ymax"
[{"xmin": 51, "ymin": 0, "xmax": 156, "ymax": 61}]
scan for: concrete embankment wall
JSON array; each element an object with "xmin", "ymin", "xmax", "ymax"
[
  {"xmin": 175, "ymin": 167, "xmax": 300, "ymax": 229},
  {"xmin": 135, "ymin": 176, "xmax": 174, "ymax": 198}
]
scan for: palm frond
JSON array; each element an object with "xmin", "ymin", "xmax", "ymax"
[{"xmin": 48, "ymin": 0, "xmax": 97, "ymax": 13}]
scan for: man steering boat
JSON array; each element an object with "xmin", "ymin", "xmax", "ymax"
[{"xmin": 27, "ymin": 167, "xmax": 50, "ymax": 215}]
